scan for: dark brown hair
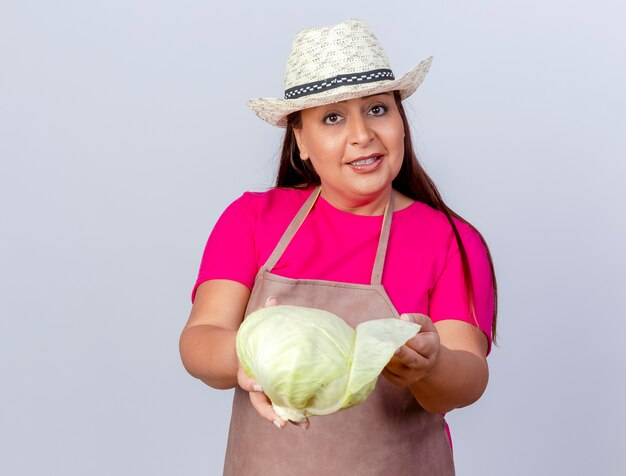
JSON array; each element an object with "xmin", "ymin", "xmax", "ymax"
[{"xmin": 275, "ymin": 91, "xmax": 498, "ymax": 344}]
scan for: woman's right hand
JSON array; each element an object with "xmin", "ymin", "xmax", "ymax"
[
  {"xmin": 237, "ymin": 296, "xmax": 310, "ymax": 430},
  {"xmin": 237, "ymin": 360, "xmax": 288, "ymax": 429}
]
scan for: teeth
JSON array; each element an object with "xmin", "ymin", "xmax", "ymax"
[{"xmin": 351, "ymin": 156, "xmax": 379, "ymax": 166}]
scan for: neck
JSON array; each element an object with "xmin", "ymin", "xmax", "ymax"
[{"xmin": 319, "ymin": 187, "xmax": 392, "ymax": 216}]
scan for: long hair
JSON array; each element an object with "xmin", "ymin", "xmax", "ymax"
[{"xmin": 275, "ymin": 91, "xmax": 498, "ymax": 343}]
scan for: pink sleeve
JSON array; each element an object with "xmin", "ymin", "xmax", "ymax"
[
  {"xmin": 191, "ymin": 193, "xmax": 258, "ymax": 303},
  {"xmin": 428, "ymin": 226, "xmax": 495, "ymax": 354}
]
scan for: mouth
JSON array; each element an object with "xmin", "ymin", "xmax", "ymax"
[{"xmin": 347, "ymin": 154, "xmax": 383, "ymax": 171}]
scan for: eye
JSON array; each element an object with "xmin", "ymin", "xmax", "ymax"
[
  {"xmin": 323, "ymin": 112, "xmax": 343, "ymax": 125},
  {"xmin": 368, "ymin": 104, "xmax": 388, "ymax": 116}
]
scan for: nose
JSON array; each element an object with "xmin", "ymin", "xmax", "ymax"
[{"xmin": 348, "ymin": 115, "xmax": 374, "ymax": 146}]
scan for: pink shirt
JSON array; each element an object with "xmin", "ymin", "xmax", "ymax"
[{"xmin": 193, "ymin": 187, "xmax": 494, "ymax": 352}]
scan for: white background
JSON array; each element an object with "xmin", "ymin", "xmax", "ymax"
[{"xmin": 1, "ymin": 1, "xmax": 625, "ymax": 475}]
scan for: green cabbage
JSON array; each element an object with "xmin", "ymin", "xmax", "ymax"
[{"xmin": 236, "ymin": 305, "xmax": 420, "ymax": 423}]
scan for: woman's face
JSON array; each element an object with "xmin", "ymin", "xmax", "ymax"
[{"xmin": 293, "ymin": 92, "xmax": 405, "ymax": 213}]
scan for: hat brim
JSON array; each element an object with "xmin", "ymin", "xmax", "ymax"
[{"xmin": 248, "ymin": 57, "xmax": 433, "ymax": 127}]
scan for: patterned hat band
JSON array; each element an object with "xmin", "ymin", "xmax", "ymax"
[{"xmin": 284, "ymin": 68, "xmax": 395, "ymax": 99}]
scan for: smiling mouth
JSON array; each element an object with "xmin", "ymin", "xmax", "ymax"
[{"xmin": 349, "ymin": 156, "xmax": 382, "ymax": 166}]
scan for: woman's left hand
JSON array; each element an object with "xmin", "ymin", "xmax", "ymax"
[{"xmin": 382, "ymin": 313, "xmax": 440, "ymax": 387}]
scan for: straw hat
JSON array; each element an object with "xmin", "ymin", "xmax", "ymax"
[{"xmin": 248, "ymin": 18, "xmax": 432, "ymax": 128}]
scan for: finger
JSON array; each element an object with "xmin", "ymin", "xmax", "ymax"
[
  {"xmin": 400, "ymin": 313, "xmax": 434, "ymax": 332},
  {"xmin": 249, "ymin": 391, "xmax": 286, "ymax": 429},
  {"xmin": 237, "ymin": 365, "xmax": 263, "ymax": 393},
  {"xmin": 381, "ymin": 367, "xmax": 408, "ymax": 387},
  {"xmin": 404, "ymin": 333, "xmax": 439, "ymax": 359},
  {"xmin": 390, "ymin": 345, "xmax": 430, "ymax": 370},
  {"xmin": 264, "ymin": 296, "xmax": 278, "ymax": 308},
  {"xmin": 399, "ymin": 314, "xmax": 439, "ymax": 357},
  {"xmin": 289, "ymin": 416, "xmax": 310, "ymax": 430}
]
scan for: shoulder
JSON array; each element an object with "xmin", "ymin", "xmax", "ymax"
[
  {"xmin": 240, "ymin": 186, "xmax": 312, "ymax": 207},
  {"xmin": 398, "ymin": 201, "xmax": 487, "ymax": 255},
  {"xmin": 223, "ymin": 186, "xmax": 314, "ymax": 225}
]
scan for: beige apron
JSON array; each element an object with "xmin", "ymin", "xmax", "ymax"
[{"xmin": 224, "ymin": 187, "xmax": 455, "ymax": 476}]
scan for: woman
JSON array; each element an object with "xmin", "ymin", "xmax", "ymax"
[{"xmin": 180, "ymin": 18, "xmax": 497, "ymax": 475}]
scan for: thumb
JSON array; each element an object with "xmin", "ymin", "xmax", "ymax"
[
  {"xmin": 400, "ymin": 313, "xmax": 432, "ymax": 331},
  {"xmin": 264, "ymin": 296, "xmax": 278, "ymax": 308}
]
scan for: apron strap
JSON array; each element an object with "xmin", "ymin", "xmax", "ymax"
[
  {"xmin": 371, "ymin": 190, "xmax": 394, "ymax": 286},
  {"xmin": 260, "ymin": 186, "xmax": 394, "ymax": 285},
  {"xmin": 261, "ymin": 186, "xmax": 322, "ymax": 273}
]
